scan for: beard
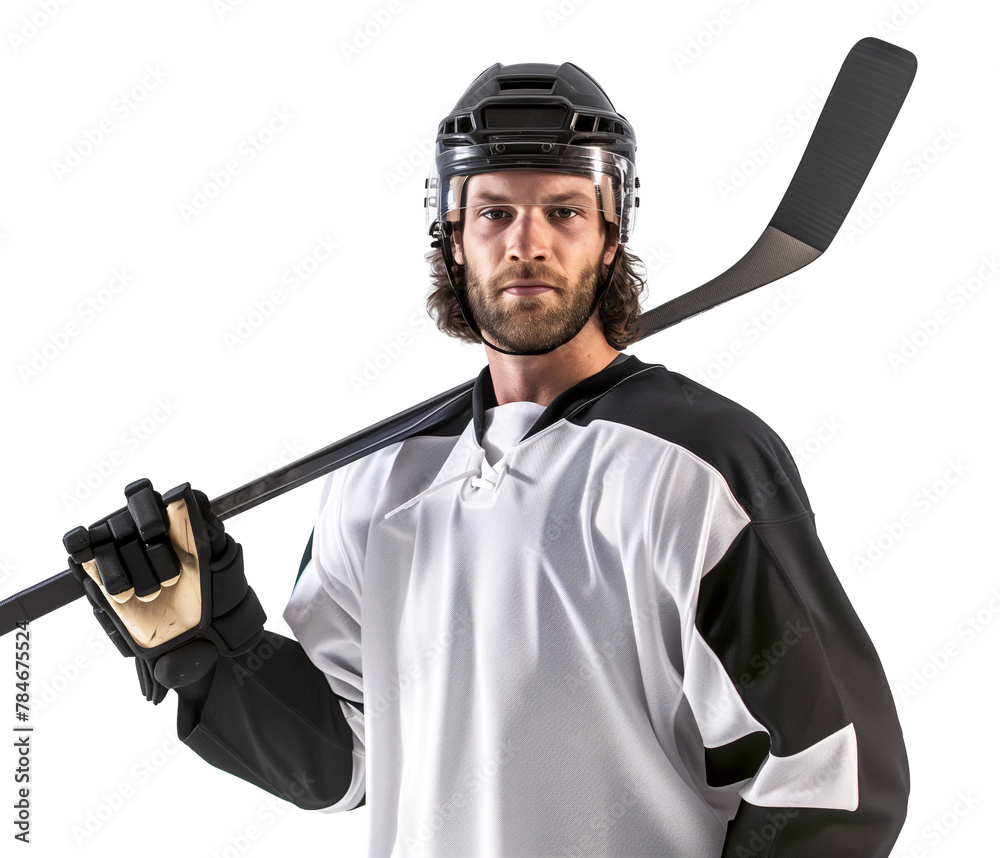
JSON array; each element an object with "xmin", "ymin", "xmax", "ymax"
[{"xmin": 464, "ymin": 259, "xmax": 606, "ymax": 354}]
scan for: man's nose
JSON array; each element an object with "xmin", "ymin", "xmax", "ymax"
[{"xmin": 506, "ymin": 207, "xmax": 551, "ymax": 263}]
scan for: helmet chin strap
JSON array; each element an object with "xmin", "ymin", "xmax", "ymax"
[{"xmin": 434, "ymin": 225, "xmax": 624, "ymax": 358}]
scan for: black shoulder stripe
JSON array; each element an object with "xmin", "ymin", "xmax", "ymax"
[
  {"xmin": 550, "ymin": 356, "xmax": 811, "ymax": 523},
  {"xmin": 696, "ymin": 522, "xmax": 850, "ymax": 757}
]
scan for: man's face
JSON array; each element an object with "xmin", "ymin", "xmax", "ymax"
[{"xmin": 453, "ymin": 170, "xmax": 619, "ymax": 354}]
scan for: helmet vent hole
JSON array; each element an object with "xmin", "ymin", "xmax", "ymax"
[
  {"xmin": 572, "ymin": 113, "xmax": 598, "ymax": 132},
  {"xmin": 497, "ymin": 77, "xmax": 556, "ymax": 91},
  {"xmin": 441, "ymin": 115, "xmax": 474, "ymax": 135}
]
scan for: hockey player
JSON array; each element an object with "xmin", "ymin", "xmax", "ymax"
[{"xmin": 64, "ymin": 63, "xmax": 909, "ymax": 856}]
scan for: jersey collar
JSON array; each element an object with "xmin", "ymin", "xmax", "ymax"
[{"xmin": 472, "ymin": 353, "xmax": 654, "ymax": 447}]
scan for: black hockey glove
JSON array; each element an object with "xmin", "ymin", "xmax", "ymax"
[{"xmin": 63, "ymin": 479, "xmax": 265, "ymax": 705}]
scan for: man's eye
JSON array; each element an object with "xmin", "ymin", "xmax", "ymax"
[
  {"xmin": 480, "ymin": 209, "xmax": 508, "ymax": 220},
  {"xmin": 551, "ymin": 207, "xmax": 580, "ymax": 219}
]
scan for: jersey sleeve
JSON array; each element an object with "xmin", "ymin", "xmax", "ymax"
[
  {"xmin": 680, "ymin": 469, "xmax": 908, "ymax": 854},
  {"xmin": 174, "ymin": 629, "xmax": 357, "ymax": 810}
]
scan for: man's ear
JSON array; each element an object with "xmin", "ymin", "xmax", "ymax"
[
  {"xmin": 603, "ymin": 225, "xmax": 620, "ymax": 266},
  {"xmin": 451, "ymin": 228, "xmax": 464, "ymax": 265}
]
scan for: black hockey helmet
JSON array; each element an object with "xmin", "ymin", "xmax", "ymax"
[{"xmin": 425, "ymin": 62, "xmax": 639, "ymax": 243}]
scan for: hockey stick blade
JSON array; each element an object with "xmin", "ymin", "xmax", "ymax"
[
  {"xmin": 0, "ymin": 37, "xmax": 916, "ymax": 637},
  {"xmin": 635, "ymin": 37, "xmax": 916, "ymax": 338}
]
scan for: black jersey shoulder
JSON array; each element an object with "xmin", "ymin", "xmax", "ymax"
[{"xmin": 530, "ymin": 355, "xmax": 812, "ymax": 523}]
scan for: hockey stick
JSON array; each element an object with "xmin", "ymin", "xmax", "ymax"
[{"xmin": 0, "ymin": 37, "xmax": 916, "ymax": 637}]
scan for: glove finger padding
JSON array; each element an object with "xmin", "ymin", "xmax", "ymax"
[
  {"xmin": 76, "ymin": 484, "xmax": 209, "ymax": 657},
  {"xmin": 64, "ymin": 480, "xmax": 266, "ymax": 705}
]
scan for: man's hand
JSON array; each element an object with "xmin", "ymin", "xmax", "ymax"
[{"xmin": 63, "ymin": 479, "xmax": 266, "ymax": 704}]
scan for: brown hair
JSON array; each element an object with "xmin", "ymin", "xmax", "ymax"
[{"xmin": 425, "ymin": 225, "xmax": 647, "ymax": 349}]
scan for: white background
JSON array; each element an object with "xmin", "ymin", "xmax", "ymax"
[{"xmin": 0, "ymin": 0, "xmax": 996, "ymax": 855}]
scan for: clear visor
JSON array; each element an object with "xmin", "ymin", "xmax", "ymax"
[{"xmin": 425, "ymin": 142, "xmax": 637, "ymax": 243}]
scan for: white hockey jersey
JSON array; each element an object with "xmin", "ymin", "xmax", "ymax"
[{"xmin": 283, "ymin": 354, "xmax": 907, "ymax": 857}]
